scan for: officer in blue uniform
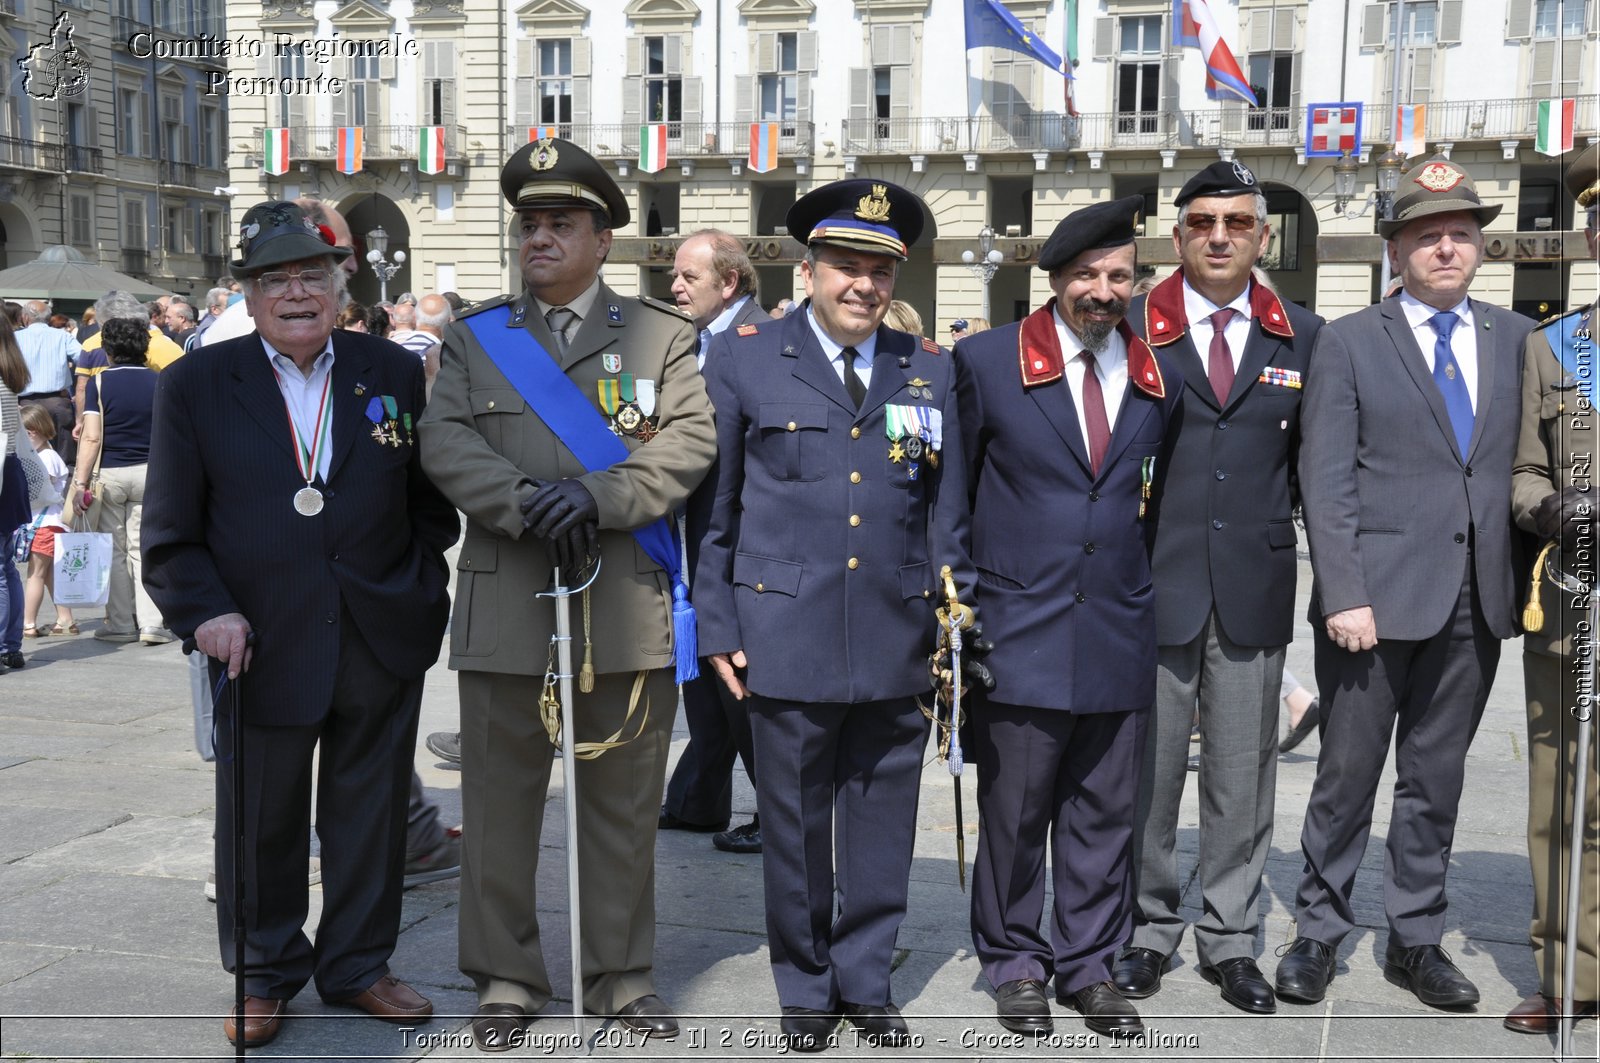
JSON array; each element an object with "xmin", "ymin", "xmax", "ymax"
[
  {"xmin": 694, "ymin": 179, "xmax": 978, "ymax": 1052},
  {"xmin": 954, "ymin": 197, "xmax": 1183, "ymax": 1038}
]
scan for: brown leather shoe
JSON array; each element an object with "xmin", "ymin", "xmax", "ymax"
[
  {"xmin": 331, "ymin": 974, "xmax": 434, "ymax": 1023},
  {"xmin": 1504, "ymin": 992, "xmax": 1599, "ymax": 1033},
  {"xmin": 223, "ymin": 996, "xmax": 286, "ymax": 1046}
]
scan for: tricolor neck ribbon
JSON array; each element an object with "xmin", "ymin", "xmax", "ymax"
[{"xmin": 271, "ymin": 365, "xmax": 334, "ymax": 486}]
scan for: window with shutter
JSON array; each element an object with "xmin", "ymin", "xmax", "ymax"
[
  {"xmin": 1360, "ymin": 2, "xmax": 1387, "ymax": 48},
  {"xmin": 124, "ymin": 198, "xmax": 145, "ymax": 251},
  {"xmin": 643, "ymin": 35, "xmax": 684, "ymax": 125},
  {"xmin": 70, "ymin": 194, "xmax": 92, "ymax": 247},
  {"xmin": 1531, "ymin": 0, "xmax": 1589, "ymax": 36},
  {"xmin": 1437, "ymin": 0, "xmax": 1462, "ymax": 43},
  {"xmin": 1507, "ymin": 0, "xmax": 1535, "ymax": 37},
  {"xmin": 422, "ymin": 40, "xmax": 459, "ymax": 128},
  {"xmin": 861, "ymin": 24, "xmax": 914, "ymax": 148},
  {"xmin": 846, "ymin": 66, "xmax": 871, "ymax": 146},
  {"xmin": 537, "ymin": 39, "xmax": 573, "ymax": 129},
  {"xmin": 1116, "ymin": 14, "xmax": 1164, "ymax": 136},
  {"xmin": 759, "ymin": 31, "xmax": 801, "ymax": 131}
]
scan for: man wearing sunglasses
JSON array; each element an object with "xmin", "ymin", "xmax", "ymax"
[
  {"xmin": 1113, "ymin": 161, "xmax": 1323, "ymax": 1016},
  {"xmin": 143, "ymin": 200, "xmax": 459, "ymax": 1046}
]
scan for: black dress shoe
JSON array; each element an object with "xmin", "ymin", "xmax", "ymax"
[
  {"xmin": 658, "ymin": 807, "xmax": 728, "ymax": 833},
  {"xmin": 713, "ymin": 819, "xmax": 762, "ymax": 853},
  {"xmin": 780, "ymin": 1007, "xmax": 839, "ymax": 1053},
  {"xmin": 841, "ymin": 1001, "xmax": 910, "ymax": 1046},
  {"xmin": 615, "ymin": 994, "xmax": 679, "ymax": 1038},
  {"xmin": 1279, "ymin": 699, "xmax": 1320, "ymax": 753},
  {"xmin": 995, "ymin": 979, "xmax": 1053, "ymax": 1034},
  {"xmin": 1383, "ymin": 943, "xmax": 1479, "ymax": 1009},
  {"xmin": 1111, "ymin": 948, "xmax": 1168, "ymax": 999},
  {"xmin": 1200, "ymin": 956, "xmax": 1277, "ymax": 1013},
  {"xmin": 1059, "ymin": 981, "xmax": 1144, "ymax": 1037},
  {"xmin": 471, "ymin": 1004, "xmax": 528, "ymax": 1053},
  {"xmin": 1274, "ymin": 938, "xmax": 1336, "ymax": 1004}
]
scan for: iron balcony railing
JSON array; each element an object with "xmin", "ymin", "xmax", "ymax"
[
  {"xmin": 503, "ymin": 121, "xmax": 815, "ymax": 161},
  {"xmin": 161, "ymin": 160, "xmax": 197, "ymax": 187},
  {"xmin": 289, "ymin": 124, "xmax": 469, "ymax": 163}
]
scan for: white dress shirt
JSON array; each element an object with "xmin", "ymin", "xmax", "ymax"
[
  {"xmin": 262, "ymin": 337, "xmax": 335, "ymax": 482},
  {"xmin": 806, "ymin": 307, "xmax": 876, "ymax": 394},
  {"xmin": 1181, "ymin": 278, "xmax": 1254, "ymax": 371},
  {"xmin": 1055, "ymin": 304, "xmax": 1129, "ymax": 441},
  {"xmin": 1399, "ymin": 290, "xmax": 1479, "ymax": 412}
]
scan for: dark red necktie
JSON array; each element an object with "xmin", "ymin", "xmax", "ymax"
[
  {"xmin": 1207, "ymin": 307, "xmax": 1237, "ymax": 405},
  {"xmin": 1079, "ymin": 351, "xmax": 1110, "ymax": 476}
]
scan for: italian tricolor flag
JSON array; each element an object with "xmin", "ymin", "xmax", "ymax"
[
  {"xmin": 263, "ymin": 128, "xmax": 290, "ymax": 176},
  {"xmin": 418, "ymin": 126, "xmax": 446, "ymax": 174},
  {"xmin": 1536, "ymin": 98, "xmax": 1575, "ymax": 157},
  {"xmin": 639, "ymin": 124, "xmax": 668, "ymax": 173}
]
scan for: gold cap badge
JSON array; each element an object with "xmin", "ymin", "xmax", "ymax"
[
  {"xmin": 1414, "ymin": 161, "xmax": 1464, "ymax": 193},
  {"xmin": 531, "ymin": 138, "xmax": 560, "ymax": 172},
  {"xmin": 856, "ymin": 183, "xmax": 892, "ymax": 224}
]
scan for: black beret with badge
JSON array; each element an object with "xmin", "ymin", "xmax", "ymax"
[
  {"xmin": 787, "ymin": 178, "xmax": 933, "ymax": 261},
  {"xmin": 500, "ymin": 137, "xmax": 630, "ymax": 230},
  {"xmin": 1037, "ymin": 194, "xmax": 1145, "ymax": 273},
  {"xmin": 231, "ymin": 201, "xmax": 353, "ymax": 277},
  {"xmin": 1174, "ymin": 159, "xmax": 1260, "ymax": 210},
  {"xmin": 1567, "ymin": 142, "xmax": 1600, "ymax": 209},
  {"xmin": 1377, "ymin": 156, "xmax": 1502, "ymax": 239}
]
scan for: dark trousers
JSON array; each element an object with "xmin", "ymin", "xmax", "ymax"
[
  {"xmin": 970, "ymin": 701, "xmax": 1147, "ymax": 996},
  {"xmin": 214, "ymin": 619, "xmax": 421, "ymax": 1001},
  {"xmin": 749, "ymin": 693, "xmax": 928, "ymax": 1010},
  {"xmin": 662, "ymin": 666, "xmax": 757, "ymax": 827},
  {"xmin": 1295, "ymin": 564, "xmax": 1499, "ymax": 948}
]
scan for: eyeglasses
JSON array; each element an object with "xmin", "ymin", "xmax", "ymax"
[
  {"xmin": 1182, "ymin": 212, "xmax": 1257, "ymax": 234},
  {"xmin": 256, "ymin": 269, "xmax": 332, "ymax": 297}
]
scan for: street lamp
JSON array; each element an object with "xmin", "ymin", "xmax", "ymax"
[
  {"xmin": 961, "ymin": 225, "xmax": 1005, "ymax": 321},
  {"xmin": 1332, "ymin": 148, "xmax": 1404, "ymax": 219},
  {"xmin": 365, "ymin": 226, "xmax": 406, "ymax": 303}
]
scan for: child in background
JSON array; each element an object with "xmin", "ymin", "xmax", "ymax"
[{"xmin": 19, "ymin": 404, "xmax": 75, "ymax": 637}]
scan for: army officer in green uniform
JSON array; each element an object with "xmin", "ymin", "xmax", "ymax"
[
  {"xmin": 418, "ymin": 138, "xmax": 716, "ymax": 1051},
  {"xmin": 1507, "ymin": 142, "xmax": 1600, "ymax": 1034}
]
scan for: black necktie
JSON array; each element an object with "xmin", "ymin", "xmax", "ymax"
[{"xmin": 841, "ymin": 346, "xmax": 867, "ymax": 410}]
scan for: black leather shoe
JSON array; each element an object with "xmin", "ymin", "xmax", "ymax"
[
  {"xmin": 1059, "ymin": 981, "xmax": 1144, "ymax": 1037},
  {"xmin": 780, "ymin": 1007, "xmax": 839, "ymax": 1053},
  {"xmin": 995, "ymin": 979, "xmax": 1053, "ymax": 1034},
  {"xmin": 615, "ymin": 994, "xmax": 679, "ymax": 1038},
  {"xmin": 842, "ymin": 1001, "xmax": 910, "ymax": 1046},
  {"xmin": 1111, "ymin": 948, "xmax": 1168, "ymax": 999},
  {"xmin": 1383, "ymin": 943, "xmax": 1479, "ymax": 1009},
  {"xmin": 1279, "ymin": 698, "xmax": 1319, "ymax": 753},
  {"xmin": 1274, "ymin": 938, "xmax": 1336, "ymax": 1004},
  {"xmin": 471, "ymin": 1004, "xmax": 528, "ymax": 1052},
  {"xmin": 713, "ymin": 819, "xmax": 762, "ymax": 853},
  {"xmin": 1200, "ymin": 957, "xmax": 1277, "ymax": 1014},
  {"xmin": 658, "ymin": 807, "xmax": 728, "ymax": 833}
]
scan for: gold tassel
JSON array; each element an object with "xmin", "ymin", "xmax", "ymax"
[
  {"xmin": 1524, "ymin": 540, "xmax": 1558, "ymax": 633},
  {"xmin": 578, "ymin": 586, "xmax": 595, "ymax": 693}
]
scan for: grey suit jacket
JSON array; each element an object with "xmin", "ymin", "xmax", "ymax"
[{"xmin": 1299, "ymin": 295, "xmax": 1532, "ymax": 642}]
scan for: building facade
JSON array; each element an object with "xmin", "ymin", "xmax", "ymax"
[
  {"xmin": 219, "ymin": 0, "xmax": 1597, "ymax": 322},
  {"xmin": 0, "ymin": 0, "xmax": 234, "ymax": 298}
]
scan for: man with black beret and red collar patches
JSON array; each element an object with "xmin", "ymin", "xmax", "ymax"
[
  {"xmin": 1112, "ymin": 160, "xmax": 1323, "ymax": 1016},
  {"xmin": 953, "ymin": 196, "xmax": 1183, "ymax": 1039}
]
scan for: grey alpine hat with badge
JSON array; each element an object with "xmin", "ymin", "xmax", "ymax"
[
  {"xmin": 1377, "ymin": 157, "xmax": 1502, "ymax": 239},
  {"xmin": 230, "ymin": 201, "xmax": 353, "ymax": 277}
]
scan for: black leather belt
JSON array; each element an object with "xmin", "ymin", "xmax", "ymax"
[{"xmin": 19, "ymin": 390, "xmax": 70, "ymax": 400}]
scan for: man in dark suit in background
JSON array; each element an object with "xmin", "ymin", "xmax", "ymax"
[
  {"xmin": 660, "ymin": 228, "xmax": 769, "ymax": 854},
  {"xmin": 1115, "ymin": 161, "xmax": 1323, "ymax": 1015},
  {"xmin": 695, "ymin": 179, "xmax": 977, "ymax": 1052},
  {"xmin": 955, "ymin": 198, "xmax": 1182, "ymax": 1038},
  {"xmin": 1277, "ymin": 159, "xmax": 1533, "ymax": 1009},
  {"xmin": 142, "ymin": 202, "xmax": 458, "ymax": 1047}
]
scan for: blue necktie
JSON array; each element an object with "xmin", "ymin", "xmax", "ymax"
[{"xmin": 1428, "ymin": 311, "xmax": 1473, "ymax": 459}]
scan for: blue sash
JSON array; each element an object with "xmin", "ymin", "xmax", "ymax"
[
  {"xmin": 464, "ymin": 304, "xmax": 697, "ymax": 682},
  {"xmin": 1542, "ymin": 309, "xmax": 1595, "ymax": 404}
]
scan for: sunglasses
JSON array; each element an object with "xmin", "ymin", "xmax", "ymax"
[{"xmin": 1182, "ymin": 212, "xmax": 1257, "ymax": 234}]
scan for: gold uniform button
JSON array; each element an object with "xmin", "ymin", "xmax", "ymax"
[
  {"xmin": 755, "ymin": 582, "xmax": 765, "ymax": 592},
  {"xmin": 787, "ymin": 421, "xmax": 797, "ymax": 432},
  {"xmin": 850, "ymin": 471, "xmax": 861, "ymax": 484},
  {"xmin": 486, "ymin": 400, "xmax": 496, "ymax": 410},
  {"xmin": 922, "ymin": 588, "xmax": 930, "ymax": 598},
  {"xmin": 849, "ymin": 514, "xmax": 861, "ymax": 527},
  {"xmin": 847, "ymin": 557, "xmax": 859, "ymax": 570},
  {"xmin": 850, "ymin": 426, "xmax": 861, "ymax": 439}
]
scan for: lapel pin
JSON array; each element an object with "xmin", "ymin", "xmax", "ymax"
[{"xmin": 355, "ymin": 383, "xmax": 366, "ymax": 395}]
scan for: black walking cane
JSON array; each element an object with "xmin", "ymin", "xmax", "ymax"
[{"xmin": 191, "ymin": 631, "xmax": 255, "ymax": 1059}]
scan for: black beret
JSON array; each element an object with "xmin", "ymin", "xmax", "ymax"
[
  {"xmin": 1175, "ymin": 160, "xmax": 1261, "ymax": 210},
  {"xmin": 1037, "ymin": 195, "xmax": 1144, "ymax": 273},
  {"xmin": 500, "ymin": 138, "xmax": 630, "ymax": 230},
  {"xmin": 787, "ymin": 179, "xmax": 931, "ymax": 260},
  {"xmin": 1567, "ymin": 142, "xmax": 1599, "ymax": 209},
  {"xmin": 230, "ymin": 201, "xmax": 352, "ymax": 277}
]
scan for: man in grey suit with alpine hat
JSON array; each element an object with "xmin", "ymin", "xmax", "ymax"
[{"xmin": 1276, "ymin": 157, "xmax": 1533, "ymax": 1009}]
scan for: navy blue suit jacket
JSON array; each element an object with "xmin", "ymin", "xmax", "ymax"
[
  {"xmin": 955, "ymin": 303, "xmax": 1183, "ymax": 714},
  {"xmin": 1132, "ymin": 274, "xmax": 1323, "ymax": 648},
  {"xmin": 142, "ymin": 329, "xmax": 458, "ymax": 725},
  {"xmin": 694, "ymin": 305, "xmax": 973, "ymax": 704}
]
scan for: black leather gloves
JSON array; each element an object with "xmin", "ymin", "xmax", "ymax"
[
  {"xmin": 1532, "ymin": 486, "xmax": 1593, "ymax": 553},
  {"xmin": 931, "ymin": 616, "xmax": 997, "ymax": 692},
  {"xmin": 520, "ymin": 479, "xmax": 600, "ymax": 575}
]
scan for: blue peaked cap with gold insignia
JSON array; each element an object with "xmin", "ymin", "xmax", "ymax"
[{"xmin": 787, "ymin": 179, "xmax": 932, "ymax": 261}]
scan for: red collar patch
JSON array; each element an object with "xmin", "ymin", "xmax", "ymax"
[
  {"xmin": 922, "ymin": 336, "xmax": 942, "ymax": 354},
  {"xmin": 1143, "ymin": 271, "xmax": 1294, "ymax": 345},
  {"xmin": 1019, "ymin": 298, "xmax": 1166, "ymax": 400}
]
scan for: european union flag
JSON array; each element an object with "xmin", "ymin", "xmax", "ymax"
[{"xmin": 963, "ymin": 0, "xmax": 1070, "ymax": 77}]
